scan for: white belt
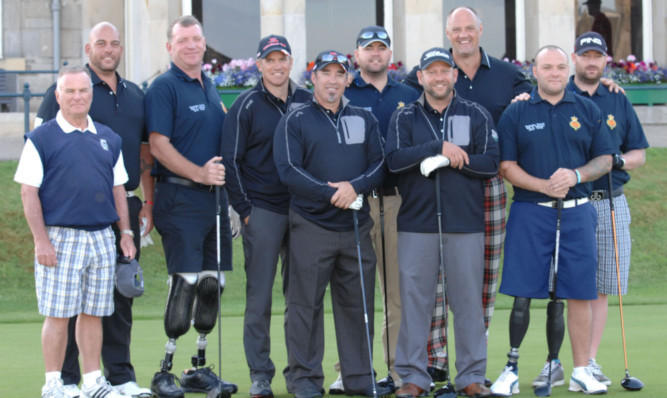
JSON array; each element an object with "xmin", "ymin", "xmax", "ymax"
[
  {"xmin": 537, "ymin": 197, "xmax": 589, "ymax": 209},
  {"xmin": 126, "ymin": 191, "xmax": 136, "ymax": 198}
]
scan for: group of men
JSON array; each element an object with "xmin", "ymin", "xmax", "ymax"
[{"xmin": 15, "ymin": 5, "xmax": 647, "ymax": 398}]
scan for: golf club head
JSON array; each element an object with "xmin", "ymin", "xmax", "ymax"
[
  {"xmin": 533, "ymin": 383, "xmax": 552, "ymax": 397},
  {"xmin": 621, "ymin": 376, "xmax": 644, "ymax": 391},
  {"xmin": 433, "ymin": 383, "xmax": 457, "ymax": 398}
]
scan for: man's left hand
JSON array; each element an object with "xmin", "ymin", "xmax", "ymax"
[
  {"xmin": 600, "ymin": 77, "xmax": 625, "ymax": 94},
  {"xmin": 328, "ymin": 181, "xmax": 358, "ymax": 209}
]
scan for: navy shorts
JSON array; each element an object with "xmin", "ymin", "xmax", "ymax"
[
  {"xmin": 154, "ymin": 182, "xmax": 233, "ymax": 274},
  {"xmin": 499, "ymin": 201, "xmax": 598, "ymax": 300}
]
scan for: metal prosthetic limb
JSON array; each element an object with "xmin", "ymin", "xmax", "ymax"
[
  {"xmin": 161, "ymin": 274, "xmax": 197, "ymax": 372},
  {"xmin": 191, "ymin": 274, "xmax": 224, "ymax": 368},
  {"xmin": 507, "ymin": 296, "xmax": 531, "ymax": 365},
  {"xmin": 545, "ymin": 300, "xmax": 564, "ymax": 362}
]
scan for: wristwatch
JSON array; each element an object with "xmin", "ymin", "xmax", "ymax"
[{"xmin": 121, "ymin": 229, "xmax": 134, "ymax": 238}]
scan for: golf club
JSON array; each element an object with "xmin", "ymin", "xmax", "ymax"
[
  {"xmin": 607, "ymin": 172, "xmax": 644, "ymax": 391},
  {"xmin": 378, "ymin": 195, "xmax": 396, "ymax": 391},
  {"xmin": 534, "ymin": 198, "xmax": 563, "ymax": 397},
  {"xmin": 215, "ymin": 181, "xmax": 223, "ymax": 383},
  {"xmin": 432, "ymin": 173, "xmax": 457, "ymax": 398},
  {"xmin": 353, "ymin": 209, "xmax": 378, "ymax": 398}
]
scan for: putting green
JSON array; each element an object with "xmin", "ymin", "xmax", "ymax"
[{"xmin": 2, "ymin": 303, "xmax": 663, "ymax": 397}]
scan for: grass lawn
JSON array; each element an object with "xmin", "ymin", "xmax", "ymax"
[{"xmin": 1, "ymin": 148, "xmax": 666, "ymax": 395}]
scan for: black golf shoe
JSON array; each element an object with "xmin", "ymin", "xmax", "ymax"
[
  {"xmin": 427, "ymin": 366, "xmax": 448, "ymax": 383},
  {"xmin": 181, "ymin": 366, "xmax": 238, "ymax": 394},
  {"xmin": 150, "ymin": 371, "xmax": 185, "ymax": 398}
]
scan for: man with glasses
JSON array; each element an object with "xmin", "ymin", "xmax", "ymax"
[
  {"xmin": 273, "ymin": 50, "xmax": 388, "ymax": 398},
  {"xmin": 221, "ymin": 34, "xmax": 312, "ymax": 398},
  {"xmin": 327, "ymin": 25, "xmax": 419, "ymax": 394}
]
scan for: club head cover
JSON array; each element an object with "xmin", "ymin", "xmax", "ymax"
[
  {"xmin": 115, "ymin": 256, "xmax": 144, "ymax": 298},
  {"xmin": 420, "ymin": 155, "xmax": 451, "ymax": 177}
]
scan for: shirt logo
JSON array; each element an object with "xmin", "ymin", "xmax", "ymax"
[
  {"xmin": 100, "ymin": 139, "xmax": 109, "ymax": 151},
  {"xmin": 606, "ymin": 114, "xmax": 617, "ymax": 130},
  {"xmin": 397, "ymin": 101, "xmax": 405, "ymax": 109},
  {"xmin": 189, "ymin": 104, "xmax": 206, "ymax": 112},
  {"xmin": 491, "ymin": 129, "xmax": 499, "ymax": 142},
  {"xmin": 524, "ymin": 123, "xmax": 545, "ymax": 132},
  {"xmin": 569, "ymin": 116, "xmax": 581, "ymax": 131}
]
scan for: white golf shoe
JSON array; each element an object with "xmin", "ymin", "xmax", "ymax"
[
  {"xmin": 42, "ymin": 378, "xmax": 66, "ymax": 398},
  {"xmin": 587, "ymin": 359, "xmax": 612, "ymax": 386},
  {"xmin": 113, "ymin": 381, "xmax": 152, "ymax": 397},
  {"xmin": 62, "ymin": 384, "xmax": 81, "ymax": 398},
  {"xmin": 490, "ymin": 366, "xmax": 519, "ymax": 396},
  {"xmin": 569, "ymin": 366, "xmax": 607, "ymax": 394},
  {"xmin": 532, "ymin": 360, "xmax": 565, "ymax": 387}
]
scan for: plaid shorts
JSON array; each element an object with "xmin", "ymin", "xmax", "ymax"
[
  {"xmin": 591, "ymin": 194, "xmax": 631, "ymax": 295},
  {"xmin": 34, "ymin": 226, "xmax": 116, "ymax": 318},
  {"xmin": 427, "ymin": 176, "xmax": 506, "ymax": 367}
]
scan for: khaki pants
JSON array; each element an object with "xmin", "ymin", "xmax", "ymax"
[{"xmin": 369, "ymin": 193, "xmax": 402, "ymax": 383}]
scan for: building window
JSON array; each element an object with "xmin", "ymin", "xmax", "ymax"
[
  {"xmin": 305, "ymin": 0, "xmax": 376, "ymax": 61},
  {"xmin": 576, "ymin": 0, "xmax": 642, "ymax": 60}
]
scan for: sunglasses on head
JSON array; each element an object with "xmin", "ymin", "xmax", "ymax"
[
  {"xmin": 318, "ymin": 53, "xmax": 349, "ymax": 64},
  {"xmin": 359, "ymin": 30, "xmax": 389, "ymax": 40}
]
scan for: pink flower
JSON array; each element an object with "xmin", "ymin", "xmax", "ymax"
[{"xmin": 627, "ymin": 54, "xmax": 637, "ymax": 62}]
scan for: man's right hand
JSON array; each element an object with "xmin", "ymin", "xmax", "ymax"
[
  {"xmin": 196, "ymin": 156, "xmax": 226, "ymax": 185},
  {"xmin": 35, "ymin": 238, "xmax": 57, "ymax": 267},
  {"xmin": 442, "ymin": 141, "xmax": 469, "ymax": 169}
]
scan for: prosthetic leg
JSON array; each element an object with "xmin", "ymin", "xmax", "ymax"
[
  {"xmin": 508, "ymin": 296, "xmax": 532, "ymax": 368},
  {"xmin": 151, "ymin": 274, "xmax": 197, "ymax": 398},
  {"xmin": 490, "ymin": 296, "xmax": 530, "ymax": 396}
]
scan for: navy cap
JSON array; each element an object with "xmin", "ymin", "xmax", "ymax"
[
  {"xmin": 115, "ymin": 257, "xmax": 144, "ymax": 298},
  {"xmin": 257, "ymin": 35, "xmax": 291, "ymax": 59},
  {"xmin": 313, "ymin": 50, "xmax": 350, "ymax": 72},
  {"xmin": 419, "ymin": 47, "xmax": 456, "ymax": 70},
  {"xmin": 356, "ymin": 26, "xmax": 391, "ymax": 48},
  {"xmin": 575, "ymin": 32, "xmax": 607, "ymax": 55}
]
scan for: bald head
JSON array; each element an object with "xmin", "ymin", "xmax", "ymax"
[
  {"xmin": 446, "ymin": 7, "xmax": 481, "ymax": 30},
  {"xmin": 85, "ymin": 21, "xmax": 122, "ymax": 74}
]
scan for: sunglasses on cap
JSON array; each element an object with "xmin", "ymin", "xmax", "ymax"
[
  {"xmin": 359, "ymin": 30, "xmax": 389, "ymax": 40},
  {"xmin": 318, "ymin": 53, "xmax": 349, "ymax": 64}
]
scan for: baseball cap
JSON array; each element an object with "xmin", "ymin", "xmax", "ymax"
[
  {"xmin": 313, "ymin": 50, "xmax": 350, "ymax": 72},
  {"xmin": 257, "ymin": 35, "xmax": 291, "ymax": 59},
  {"xmin": 356, "ymin": 26, "xmax": 391, "ymax": 48},
  {"xmin": 575, "ymin": 32, "xmax": 607, "ymax": 55},
  {"xmin": 419, "ymin": 47, "xmax": 456, "ymax": 70},
  {"xmin": 115, "ymin": 257, "xmax": 144, "ymax": 298}
]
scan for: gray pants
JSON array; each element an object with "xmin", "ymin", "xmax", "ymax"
[
  {"xmin": 242, "ymin": 206, "xmax": 289, "ymax": 382},
  {"xmin": 286, "ymin": 209, "xmax": 376, "ymax": 394},
  {"xmin": 394, "ymin": 232, "xmax": 487, "ymax": 391}
]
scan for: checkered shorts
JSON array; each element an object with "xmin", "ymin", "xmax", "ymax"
[
  {"xmin": 427, "ymin": 176, "xmax": 506, "ymax": 367},
  {"xmin": 591, "ymin": 195, "xmax": 632, "ymax": 295},
  {"xmin": 34, "ymin": 226, "xmax": 116, "ymax": 318}
]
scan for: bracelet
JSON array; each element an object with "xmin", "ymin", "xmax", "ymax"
[
  {"xmin": 121, "ymin": 229, "xmax": 135, "ymax": 238},
  {"xmin": 574, "ymin": 169, "xmax": 581, "ymax": 184},
  {"xmin": 144, "ymin": 200, "xmax": 154, "ymax": 205}
]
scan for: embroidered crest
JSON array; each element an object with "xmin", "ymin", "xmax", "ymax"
[
  {"xmin": 397, "ymin": 101, "xmax": 405, "ymax": 109},
  {"xmin": 100, "ymin": 139, "xmax": 109, "ymax": 151},
  {"xmin": 569, "ymin": 116, "xmax": 581, "ymax": 131},
  {"xmin": 606, "ymin": 114, "xmax": 617, "ymax": 130}
]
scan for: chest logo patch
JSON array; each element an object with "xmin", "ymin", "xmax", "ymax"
[
  {"xmin": 100, "ymin": 139, "xmax": 109, "ymax": 151},
  {"xmin": 606, "ymin": 114, "xmax": 617, "ymax": 130},
  {"xmin": 189, "ymin": 104, "xmax": 206, "ymax": 112},
  {"xmin": 524, "ymin": 123, "xmax": 545, "ymax": 132},
  {"xmin": 569, "ymin": 116, "xmax": 581, "ymax": 131},
  {"xmin": 397, "ymin": 101, "xmax": 405, "ymax": 110}
]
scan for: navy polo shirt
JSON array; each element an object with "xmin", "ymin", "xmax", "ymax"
[
  {"xmin": 498, "ymin": 88, "xmax": 615, "ymax": 203},
  {"xmin": 566, "ymin": 77, "xmax": 649, "ymax": 191},
  {"xmin": 345, "ymin": 73, "xmax": 420, "ymax": 138},
  {"xmin": 36, "ymin": 65, "xmax": 146, "ymax": 191},
  {"xmin": 146, "ymin": 63, "xmax": 226, "ymax": 177},
  {"xmin": 453, "ymin": 48, "xmax": 533, "ymax": 124}
]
